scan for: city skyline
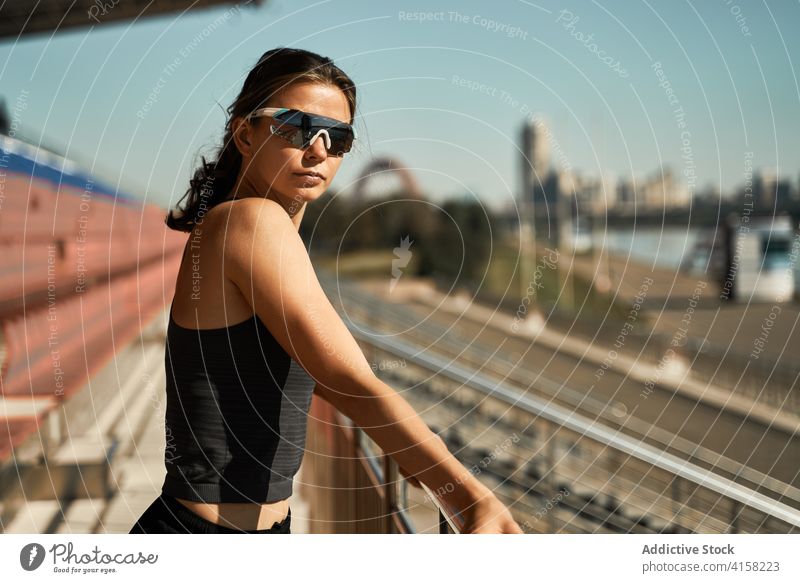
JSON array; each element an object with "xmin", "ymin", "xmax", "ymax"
[
  {"xmin": 518, "ymin": 115, "xmax": 800, "ymax": 213},
  {"xmin": 0, "ymin": 0, "xmax": 798, "ymax": 212}
]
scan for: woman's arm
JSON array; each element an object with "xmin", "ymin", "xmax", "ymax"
[
  {"xmin": 223, "ymin": 197, "xmax": 520, "ymax": 532},
  {"xmin": 313, "ymin": 377, "xmax": 522, "ymax": 533},
  {"xmin": 312, "ymin": 376, "xmax": 492, "ymax": 516}
]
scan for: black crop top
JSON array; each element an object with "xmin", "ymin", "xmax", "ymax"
[{"xmin": 160, "ymin": 303, "xmax": 316, "ymax": 503}]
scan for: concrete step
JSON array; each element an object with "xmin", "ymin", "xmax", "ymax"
[
  {"xmin": 98, "ymin": 491, "xmax": 156, "ymax": 534},
  {"xmin": 0, "ymin": 309, "xmax": 169, "ymax": 534},
  {"xmin": 2, "ymin": 500, "xmax": 63, "ymax": 534},
  {"xmin": 55, "ymin": 497, "xmax": 108, "ymax": 534}
]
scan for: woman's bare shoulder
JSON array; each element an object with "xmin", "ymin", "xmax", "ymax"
[
  {"xmin": 200, "ymin": 197, "xmax": 290, "ymax": 241},
  {"xmin": 221, "ymin": 198, "xmax": 303, "ymax": 276},
  {"xmin": 226, "ymin": 197, "xmax": 289, "ymax": 222}
]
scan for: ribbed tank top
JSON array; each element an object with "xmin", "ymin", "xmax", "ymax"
[{"xmin": 160, "ymin": 303, "xmax": 316, "ymax": 503}]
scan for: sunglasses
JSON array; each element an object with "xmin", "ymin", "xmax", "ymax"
[{"xmin": 246, "ymin": 107, "xmax": 357, "ymax": 157}]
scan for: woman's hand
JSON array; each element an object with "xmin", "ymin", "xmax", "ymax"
[{"xmin": 458, "ymin": 495, "xmax": 524, "ymax": 534}]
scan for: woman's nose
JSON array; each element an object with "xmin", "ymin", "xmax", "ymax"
[{"xmin": 304, "ymin": 132, "xmax": 329, "ymax": 161}]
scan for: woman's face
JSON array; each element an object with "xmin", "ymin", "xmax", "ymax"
[{"xmin": 232, "ymin": 81, "xmax": 352, "ymax": 213}]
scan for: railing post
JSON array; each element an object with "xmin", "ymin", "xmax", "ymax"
[
  {"xmin": 383, "ymin": 453, "xmax": 397, "ymax": 534},
  {"xmin": 421, "ymin": 482, "xmax": 460, "ymax": 534},
  {"xmin": 730, "ymin": 499, "xmax": 740, "ymax": 534},
  {"xmin": 438, "ymin": 509, "xmax": 450, "ymax": 534},
  {"xmin": 350, "ymin": 425, "xmax": 362, "ymax": 533},
  {"xmin": 545, "ymin": 419, "xmax": 557, "ymax": 533}
]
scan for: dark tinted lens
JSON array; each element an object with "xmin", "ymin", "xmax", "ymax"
[
  {"xmin": 275, "ymin": 109, "xmax": 304, "ymax": 125},
  {"xmin": 275, "ymin": 110, "xmax": 354, "ymax": 154},
  {"xmin": 306, "ymin": 112, "xmax": 348, "ymax": 127},
  {"xmin": 324, "ymin": 126, "xmax": 354, "ymax": 155}
]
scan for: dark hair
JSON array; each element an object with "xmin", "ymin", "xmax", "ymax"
[{"xmin": 166, "ymin": 47, "xmax": 357, "ymax": 232}]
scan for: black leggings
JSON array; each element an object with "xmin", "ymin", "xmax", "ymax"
[{"xmin": 128, "ymin": 493, "xmax": 291, "ymax": 534}]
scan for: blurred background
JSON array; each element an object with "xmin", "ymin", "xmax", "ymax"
[{"xmin": 0, "ymin": 0, "xmax": 798, "ymax": 534}]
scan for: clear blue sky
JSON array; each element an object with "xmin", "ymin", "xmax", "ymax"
[{"xmin": 1, "ymin": 0, "xmax": 798, "ymax": 212}]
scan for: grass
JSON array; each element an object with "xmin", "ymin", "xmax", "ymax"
[{"xmin": 313, "ymin": 243, "xmax": 631, "ymax": 321}]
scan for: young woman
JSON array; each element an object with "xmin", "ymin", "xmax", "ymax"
[{"xmin": 129, "ymin": 47, "xmax": 522, "ymax": 534}]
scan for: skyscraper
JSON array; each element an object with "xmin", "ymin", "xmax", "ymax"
[{"xmin": 519, "ymin": 116, "xmax": 551, "ymax": 205}]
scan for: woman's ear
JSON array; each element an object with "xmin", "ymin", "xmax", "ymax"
[{"xmin": 231, "ymin": 116, "xmax": 253, "ymax": 157}]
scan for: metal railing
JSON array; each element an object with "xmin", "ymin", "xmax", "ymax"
[
  {"xmin": 347, "ymin": 326, "xmax": 800, "ymax": 532},
  {"xmin": 355, "ymin": 426, "xmax": 461, "ymax": 534},
  {"xmin": 419, "ymin": 481, "xmax": 462, "ymax": 534},
  {"xmin": 301, "ymin": 397, "xmax": 462, "ymax": 533}
]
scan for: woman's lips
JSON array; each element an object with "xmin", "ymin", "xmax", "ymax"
[{"xmin": 293, "ymin": 172, "xmax": 324, "ymax": 186}]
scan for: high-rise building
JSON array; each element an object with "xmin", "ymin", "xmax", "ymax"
[
  {"xmin": 616, "ymin": 178, "xmax": 635, "ymax": 209},
  {"xmin": 574, "ymin": 173, "xmax": 618, "ymax": 213},
  {"xmin": 519, "ymin": 117, "xmax": 551, "ymax": 204},
  {"xmin": 753, "ymin": 169, "xmax": 792, "ymax": 208},
  {"xmin": 639, "ymin": 167, "xmax": 690, "ymax": 208},
  {"xmin": 754, "ymin": 169, "xmax": 777, "ymax": 208}
]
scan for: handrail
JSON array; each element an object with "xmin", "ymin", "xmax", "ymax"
[
  {"xmin": 345, "ymin": 322, "xmax": 800, "ymax": 529},
  {"xmin": 352, "ymin": 424, "xmax": 461, "ymax": 533},
  {"xmin": 419, "ymin": 482, "xmax": 463, "ymax": 534}
]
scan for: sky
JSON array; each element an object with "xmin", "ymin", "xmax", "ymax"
[{"xmin": 1, "ymin": 0, "xmax": 798, "ymax": 212}]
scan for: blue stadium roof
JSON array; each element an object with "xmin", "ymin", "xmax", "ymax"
[{"xmin": 0, "ymin": 134, "xmax": 137, "ymax": 204}]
